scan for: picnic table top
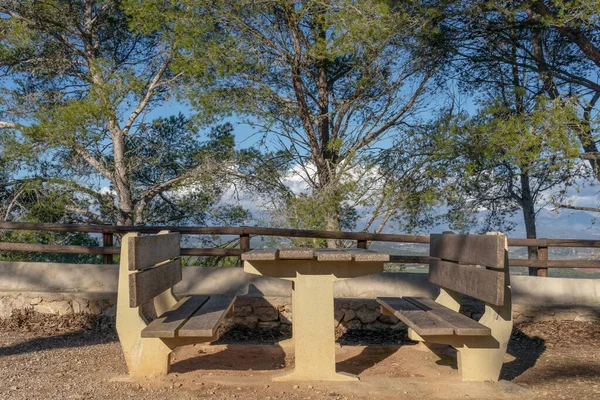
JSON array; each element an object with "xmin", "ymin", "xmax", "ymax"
[{"xmin": 241, "ymin": 247, "xmax": 390, "ymax": 262}]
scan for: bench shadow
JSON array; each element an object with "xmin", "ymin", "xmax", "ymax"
[
  {"xmin": 501, "ymin": 327, "xmax": 546, "ymax": 381},
  {"xmin": 0, "ymin": 330, "xmax": 117, "ymax": 357},
  {"xmin": 336, "ymin": 345, "xmax": 399, "ymax": 375},
  {"xmin": 334, "ymin": 328, "xmax": 416, "ymax": 375},
  {"xmin": 170, "ymin": 343, "xmax": 288, "ymax": 373},
  {"xmin": 431, "ymin": 345, "xmax": 459, "ymax": 369}
]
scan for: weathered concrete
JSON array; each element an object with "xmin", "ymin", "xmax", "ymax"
[
  {"xmin": 511, "ymin": 275, "xmax": 600, "ymax": 306},
  {"xmin": 1, "ymin": 261, "xmax": 599, "ymax": 327},
  {"xmin": 4, "ymin": 262, "xmax": 598, "ymax": 306},
  {"xmin": 0, "ymin": 261, "xmax": 118, "ymax": 293},
  {"xmin": 0, "ymin": 291, "xmax": 115, "ymax": 319}
]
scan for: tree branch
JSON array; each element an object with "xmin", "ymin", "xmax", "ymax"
[
  {"xmin": 122, "ymin": 54, "xmax": 174, "ymax": 135},
  {"xmin": 71, "ymin": 145, "xmax": 113, "ymax": 182},
  {"xmin": 553, "ymin": 204, "xmax": 600, "ymax": 213}
]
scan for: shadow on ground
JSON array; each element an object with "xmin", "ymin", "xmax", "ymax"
[
  {"xmin": 501, "ymin": 327, "xmax": 547, "ymax": 381},
  {"xmin": 0, "ymin": 330, "xmax": 116, "ymax": 357},
  {"xmin": 171, "ymin": 343, "xmax": 288, "ymax": 373},
  {"xmin": 337, "ymin": 346, "xmax": 399, "ymax": 375},
  {"xmin": 0, "ymin": 310, "xmax": 117, "ymax": 357}
]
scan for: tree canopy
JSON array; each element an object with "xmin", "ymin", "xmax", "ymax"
[
  {"xmin": 0, "ymin": 0, "xmax": 598, "ymax": 257},
  {"xmin": 0, "ymin": 0, "xmax": 247, "ymax": 229},
  {"xmin": 125, "ymin": 0, "xmax": 449, "ymax": 243}
]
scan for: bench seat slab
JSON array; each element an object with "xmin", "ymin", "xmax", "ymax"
[
  {"xmin": 141, "ymin": 295, "xmax": 209, "ymax": 338},
  {"xmin": 377, "ymin": 297, "xmax": 454, "ymax": 336},
  {"xmin": 178, "ymin": 294, "xmax": 237, "ymax": 337},
  {"xmin": 404, "ymin": 297, "xmax": 491, "ymax": 336}
]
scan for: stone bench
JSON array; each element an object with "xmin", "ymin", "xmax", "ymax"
[
  {"xmin": 116, "ymin": 231, "xmax": 235, "ymax": 378},
  {"xmin": 378, "ymin": 232, "xmax": 512, "ymax": 381}
]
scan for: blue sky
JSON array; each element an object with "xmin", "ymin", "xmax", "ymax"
[{"xmin": 137, "ymin": 91, "xmax": 600, "ymax": 239}]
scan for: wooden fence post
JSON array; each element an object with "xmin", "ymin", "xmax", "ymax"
[
  {"xmin": 537, "ymin": 246, "xmax": 548, "ymax": 277},
  {"xmin": 239, "ymin": 234, "xmax": 250, "ymax": 252},
  {"xmin": 357, "ymin": 240, "xmax": 368, "ymax": 249},
  {"xmin": 102, "ymin": 232, "xmax": 113, "ymax": 264}
]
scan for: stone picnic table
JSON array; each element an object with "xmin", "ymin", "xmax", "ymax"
[{"xmin": 242, "ymin": 247, "xmax": 389, "ymax": 381}]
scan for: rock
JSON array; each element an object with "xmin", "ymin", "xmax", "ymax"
[
  {"xmin": 29, "ymin": 297, "xmax": 43, "ymax": 305},
  {"xmin": 378, "ymin": 314, "xmax": 399, "ymax": 325},
  {"xmin": 254, "ymin": 306, "xmax": 278, "ymax": 322},
  {"xmin": 233, "ymin": 305, "xmax": 253, "ymax": 317},
  {"xmin": 279, "ymin": 309, "xmax": 292, "ymax": 324},
  {"xmin": 57, "ymin": 301, "xmax": 73, "ymax": 316},
  {"xmin": 334, "ymin": 308, "xmax": 344, "ymax": 327},
  {"xmin": 511, "ymin": 303, "xmax": 526, "ymax": 313},
  {"xmin": 233, "ymin": 316, "xmax": 259, "ymax": 328},
  {"xmin": 522, "ymin": 308, "xmax": 537, "ymax": 317},
  {"xmin": 103, "ymin": 304, "xmax": 117, "ymax": 317},
  {"xmin": 341, "ymin": 319, "xmax": 362, "ymax": 331},
  {"xmin": 390, "ymin": 321, "xmax": 408, "ymax": 330},
  {"xmin": 0, "ymin": 297, "xmax": 16, "ymax": 319},
  {"xmin": 87, "ymin": 300, "xmax": 102, "ymax": 315},
  {"xmin": 258, "ymin": 321, "xmax": 279, "ymax": 329},
  {"xmin": 365, "ymin": 321, "xmax": 389, "ymax": 331},
  {"xmin": 335, "ymin": 299, "xmax": 362, "ymax": 310},
  {"xmin": 553, "ymin": 311, "xmax": 578, "ymax": 321},
  {"xmin": 342, "ymin": 309, "xmax": 355, "ymax": 323},
  {"xmin": 9, "ymin": 295, "xmax": 25, "ymax": 311},
  {"xmin": 574, "ymin": 313, "xmax": 600, "ymax": 322},
  {"xmin": 533, "ymin": 313, "xmax": 555, "ymax": 322},
  {"xmin": 72, "ymin": 299, "xmax": 89, "ymax": 314},
  {"xmin": 355, "ymin": 305, "xmax": 379, "ymax": 324},
  {"xmin": 34, "ymin": 300, "xmax": 72, "ymax": 316}
]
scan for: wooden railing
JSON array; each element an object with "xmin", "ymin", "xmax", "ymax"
[{"xmin": 1, "ymin": 222, "xmax": 600, "ymax": 277}]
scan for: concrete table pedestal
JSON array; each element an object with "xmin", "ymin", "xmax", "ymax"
[{"xmin": 242, "ymin": 248, "xmax": 388, "ymax": 381}]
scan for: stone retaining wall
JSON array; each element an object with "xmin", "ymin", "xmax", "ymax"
[
  {"xmin": 2, "ymin": 292, "xmax": 598, "ymax": 329},
  {"xmin": 0, "ymin": 292, "xmax": 116, "ymax": 319},
  {"xmin": 1, "ymin": 261, "xmax": 599, "ymax": 327}
]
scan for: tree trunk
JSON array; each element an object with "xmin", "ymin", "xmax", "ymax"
[
  {"xmin": 520, "ymin": 173, "xmax": 538, "ymax": 276},
  {"xmin": 112, "ymin": 131, "xmax": 134, "ymax": 225}
]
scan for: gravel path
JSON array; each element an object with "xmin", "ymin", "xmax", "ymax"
[{"xmin": 1, "ymin": 311, "xmax": 600, "ymax": 400}]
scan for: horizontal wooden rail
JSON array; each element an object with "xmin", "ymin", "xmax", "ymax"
[
  {"xmin": 2, "ymin": 222, "xmax": 600, "ymax": 271},
  {"xmin": 2, "ymin": 241, "xmax": 600, "ymax": 269},
  {"xmin": 2, "ymin": 221, "xmax": 600, "ymax": 247},
  {"xmin": 0, "ymin": 222, "xmax": 430, "ymax": 243},
  {"xmin": 0, "ymin": 242, "xmax": 243, "ymax": 258},
  {"xmin": 0, "ymin": 242, "xmax": 120, "ymax": 255}
]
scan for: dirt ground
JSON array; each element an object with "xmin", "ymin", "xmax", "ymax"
[{"xmin": 1, "ymin": 311, "xmax": 600, "ymax": 400}]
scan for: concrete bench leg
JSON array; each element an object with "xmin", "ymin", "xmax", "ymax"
[
  {"xmin": 122, "ymin": 337, "xmax": 172, "ymax": 378},
  {"xmin": 116, "ymin": 289, "xmax": 175, "ymax": 378},
  {"xmin": 457, "ymin": 342, "xmax": 506, "ymax": 382},
  {"xmin": 457, "ymin": 299, "xmax": 512, "ymax": 382}
]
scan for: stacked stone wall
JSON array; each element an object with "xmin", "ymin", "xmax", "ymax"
[{"xmin": 2, "ymin": 293, "xmax": 597, "ymax": 328}]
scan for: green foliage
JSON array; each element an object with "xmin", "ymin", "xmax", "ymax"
[
  {"xmin": 0, "ymin": 1, "xmax": 250, "ymax": 232},
  {"xmin": 126, "ymin": 0, "xmax": 444, "ymax": 236},
  {"xmin": 437, "ymin": 96, "xmax": 587, "ymax": 233},
  {"xmin": 0, "ymin": 229, "xmax": 101, "ymax": 263}
]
